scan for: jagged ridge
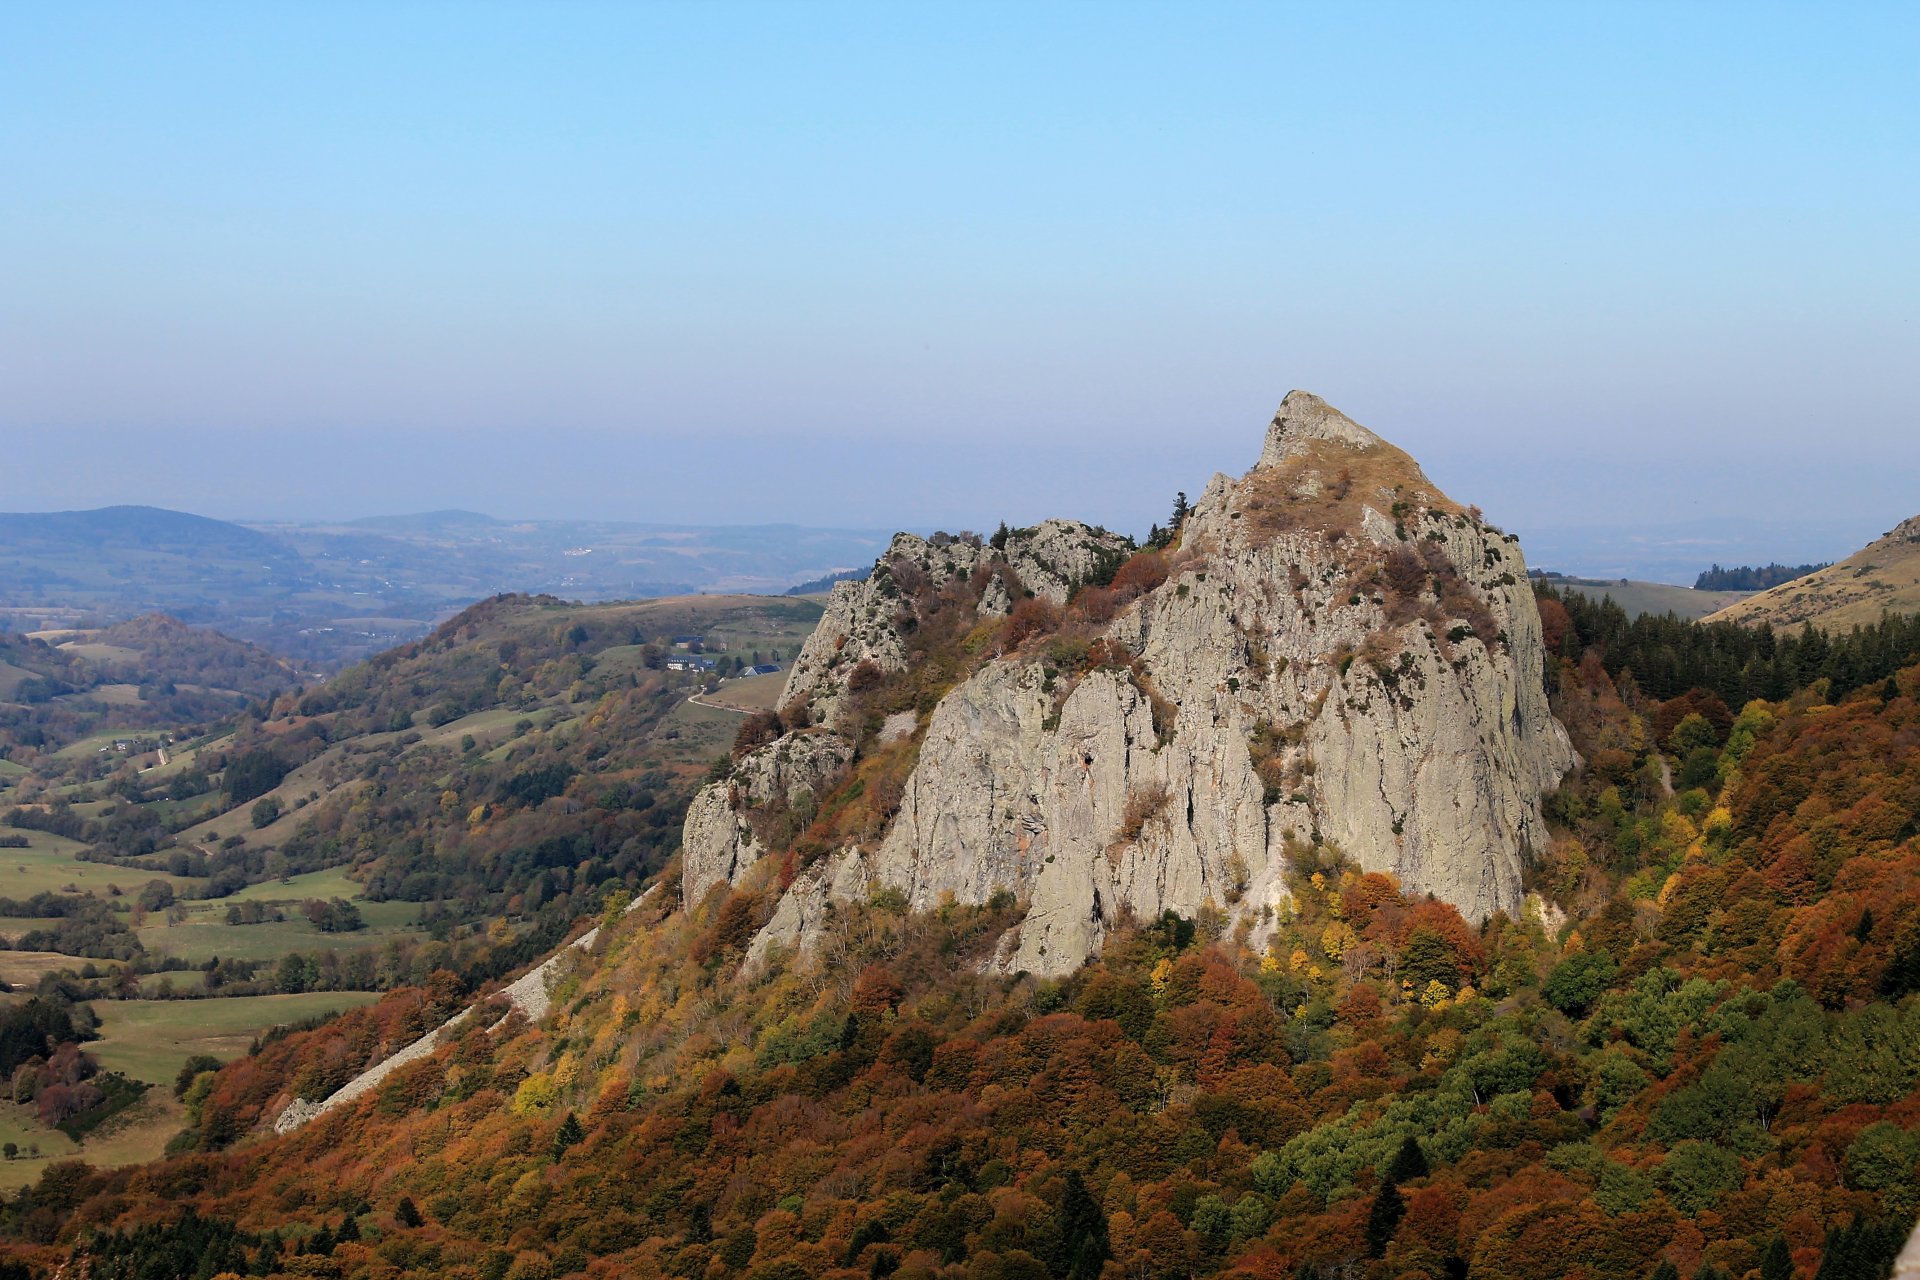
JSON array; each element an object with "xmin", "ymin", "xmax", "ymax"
[{"xmin": 684, "ymin": 392, "xmax": 1576, "ymax": 975}]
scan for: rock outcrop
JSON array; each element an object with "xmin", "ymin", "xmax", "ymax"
[
  {"xmin": 684, "ymin": 392, "xmax": 1577, "ymax": 976},
  {"xmin": 681, "ymin": 731, "xmax": 853, "ymax": 906},
  {"xmin": 777, "ymin": 524, "xmax": 1131, "ymax": 731}
]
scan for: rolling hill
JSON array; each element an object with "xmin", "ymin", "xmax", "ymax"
[
  {"xmin": 0, "ymin": 506, "xmax": 893, "ymax": 668},
  {"xmin": 1706, "ymin": 513, "xmax": 1920, "ymax": 630},
  {"xmin": 0, "ymin": 615, "xmax": 298, "ymax": 763}
]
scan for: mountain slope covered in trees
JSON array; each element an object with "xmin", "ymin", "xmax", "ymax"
[
  {"xmin": 0, "ymin": 614, "xmax": 298, "ymax": 759},
  {"xmin": 2, "ymin": 559, "xmax": 1918, "ymax": 1278}
]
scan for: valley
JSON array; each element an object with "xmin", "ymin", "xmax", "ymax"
[{"xmin": 0, "ymin": 591, "xmax": 821, "ymax": 1186}]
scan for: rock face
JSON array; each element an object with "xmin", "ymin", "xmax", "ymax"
[
  {"xmin": 681, "ymin": 732, "xmax": 854, "ymax": 906},
  {"xmin": 778, "ymin": 523, "xmax": 1131, "ymax": 731},
  {"xmin": 683, "ymin": 392, "xmax": 1577, "ymax": 976},
  {"xmin": 684, "ymin": 521, "xmax": 1128, "ymax": 906}
]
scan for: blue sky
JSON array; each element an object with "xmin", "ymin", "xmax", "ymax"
[{"xmin": 3, "ymin": 3, "xmax": 1916, "ymax": 567}]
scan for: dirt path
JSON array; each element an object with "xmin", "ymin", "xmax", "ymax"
[{"xmin": 688, "ymin": 691, "xmax": 754, "ymax": 714}]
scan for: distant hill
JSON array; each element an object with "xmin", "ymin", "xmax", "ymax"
[
  {"xmin": 1707, "ymin": 513, "xmax": 1920, "ymax": 630},
  {"xmin": 784, "ymin": 566, "xmax": 870, "ymax": 595},
  {"xmin": 0, "ymin": 505, "xmax": 894, "ymax": 668},
  {"xmin": 0, "ymin": 505, "xmax": 292, "ymax": 561},
  {"xmin": 341, "ymin": 509, "xmax": 507, "ymax": 532},
  {"xmin": 1528, "ymin": 572, "xmax": 1751, "ymax": 621}
]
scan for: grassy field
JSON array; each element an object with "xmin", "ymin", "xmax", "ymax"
[
  {"xmin": 0, "ymin": 951, "xmax": 126, "ymax": 987},
  {"xmin": 415, "ymin": 706, "xmax": 527, "ymax": 751},
  {"xmin": 139, "ymin": 729, "xmax": 234, "ymax": 780},
  {"xmin": 652, "ymin": 696, "xmax": 747, "ymax": 768},
  {"xmin": 56, "ymin": 641, "xmax": 143, "ymax": 665},
  {"xmin": 0, "ymin": 1101, "xmax": 80, "ymax": 1173},
  {"xmin": 178, "ymin": 747, "xmax": 364, "ymax": 846},
  {"xmin": 0, "ymin": 1091, "xmax": 190, "ymax": 1191},
  {"xmin": 0, "ymin": 831, "xmax": 197, "ymax": 899},
  {"xmin": 138, "ymin": 902, "xmax": 420, "ymax": 965},
  {"xmin": 223, "ymin": 864, "xmax": 365, "ymax": 903},
  {"xmin": 137, "ymin": 969, "xmax": 206, "ymax": 996},
  {"xmin": 52, "ymin": 728, "xmax": 164, "ymax": 762},
  {"xmin": 703, "ymin": 670, "xmax": 787, "ymax": 711},
  {"xmin": 0, "ymin": 758, "xmax": 28, "ymax": 779},
  {"xmin": 0, "ymin": 990, "xmax": 381, "ymax": 1188},
  {"xmin": 0, "ymin": 917, "xmax": 67, "ymax": 940},
  {"xmin": 88, "ymin": 991, "xmax": 384, "ymax": 1085},
  {"xmin": 1548, "ymin": 578, "xmax": 1753, "ymax": 621}
]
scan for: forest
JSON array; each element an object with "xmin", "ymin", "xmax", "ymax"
[
  {"xmin": 1693, "ymin": 565, "xmax": 1829, "ymax": 593},
  {"xmin": 0, "ymin": 577, "xmax": 1913, "ymax": 1278}
]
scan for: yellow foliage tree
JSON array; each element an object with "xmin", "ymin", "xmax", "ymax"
[{"xmin": 512, "ymin": 1072, "xmax": 557, "ymax": 1116}]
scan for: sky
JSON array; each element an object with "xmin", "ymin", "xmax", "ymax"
[{"xmin": 3, "ymin": 2, "xmax": 1917, "ymax": 566}]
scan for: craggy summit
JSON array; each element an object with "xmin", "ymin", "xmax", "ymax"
[{"xmin": 684, "ymin": 392, "xmax": 1576, "ymax": 974}]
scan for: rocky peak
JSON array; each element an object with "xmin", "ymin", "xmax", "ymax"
[
  {"xmin": 1257, "ymin": 389, "xmax": 1387, "ymax": 466},
  {"xmin": 685, "ymin": 393, "xmax": 1577, "ymax": 977}
]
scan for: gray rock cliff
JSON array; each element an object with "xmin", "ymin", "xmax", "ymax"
[{"xmin": 684, "ymin": 392, "xmax": 1577, "ymax": 976}]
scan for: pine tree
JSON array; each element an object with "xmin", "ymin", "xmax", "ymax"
[
  {"xmin": 336, "ymin": 1213, "xmax": 360, "ymax": 1244},
  {"xmin": 1647, "ymin": 1264, "xmax": 1680, "ymax": 1280},
  {"xmin": 395, "ymin": 1197, "xmax": 423, "ymax": 1229},
  {"xmin": 1365, "ymin": 1180, "xmax": 1405, "ymax": 1257},
  {"xmin": 1386, "ymin": 1135, "xmax": 1429, "ymax": 1182},
  {"xmin": 248, "ymin": 1238, "xmax": 280, "ymax": 1277},
  {"xmin": 552, "ymin": 1110, "xmax": 584, "ymax": 1160},
  {"xmin": 1853, "ymin": 908, "xmax": 1874, "ymax": 942},
  {"xmin": 1056, "ymin": 1170, "xmax": 1110, "ymax": 1280}
]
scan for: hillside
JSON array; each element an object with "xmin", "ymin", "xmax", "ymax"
[
  {"xmin": 0, "ymin": 614, "xmax": 297, "ymax": 763},
  {"xmin": 0, "ymin": 592, "xmax": 821, "ymax": 1185},
  {"xmin": 4, "ymin": 490, "xmax": 1920, "ymax": 1277},
  {"xmin": 2, "ymin": 399, "xmax": 1919, "ymax": 1279},
  {"xmin": 1706, "ymin": 515, "xmax": 1920, "ymax": 631}
]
